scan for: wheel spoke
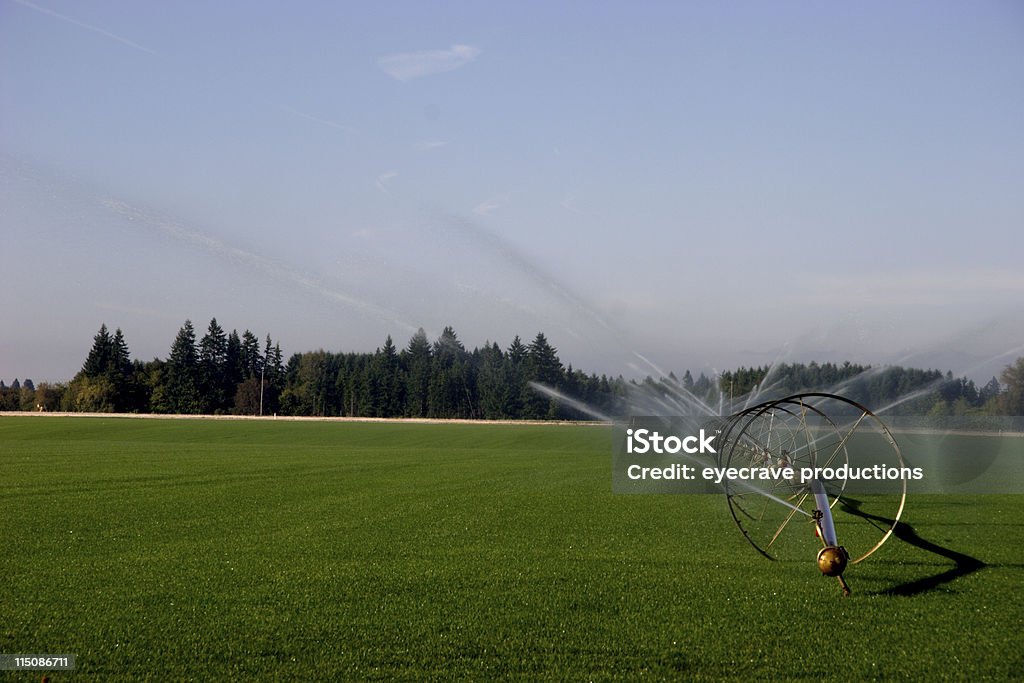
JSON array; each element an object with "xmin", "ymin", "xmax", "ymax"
[{"xmin": 767, "ymin": 492, "xmax": 809, "ymax": 549}]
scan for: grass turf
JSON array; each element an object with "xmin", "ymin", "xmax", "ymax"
[{"xmin": 1, "ymin": 416, "xmax": 1021, "ymax": 680}]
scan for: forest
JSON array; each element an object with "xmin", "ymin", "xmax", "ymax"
[{"xmin": 2, "ymin": 320, "xmax": 1022, "ymax": 419}]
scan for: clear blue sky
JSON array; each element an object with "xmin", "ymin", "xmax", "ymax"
[{"xmin": 2, "ymin": 0, "xmax": 1023, "ymax": 383}]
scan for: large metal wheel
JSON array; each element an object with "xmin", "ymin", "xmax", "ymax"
[{"xmin": 717, "ymin": 393, "xmax": 906, "ymax": 564}]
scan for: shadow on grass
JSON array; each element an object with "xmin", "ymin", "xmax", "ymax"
[{"xmin": 839, "ymin": 498, "xmax": 987, "ymax": 596}]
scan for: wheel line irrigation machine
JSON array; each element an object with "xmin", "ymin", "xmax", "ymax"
[{"xmin": 708, "ymin": 392, "xmax": 908, "ymax": 596}]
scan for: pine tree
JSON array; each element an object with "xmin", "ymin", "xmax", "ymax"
[
  {"xmin": 428, "ymin": 327, "xmax": 472, "ymax": 418},
  {"xmin": 82, "ymin": 324, "xmax": 113, "ymax": 377},
  {"xmin": 403, "ymin": 328, "xmax": 432, "ymax": 417},
  {"xmin": 262, "ymin": 336, "xmax": 284, "ymax": 385},
  {"xmin": 225, "ymin": 330, "xmax": 243, "ymax": 405},
  {"xmin": 165, "ymin": 320, "xmax": 201, "ymax": 414},
  {"xmin": 526, "ymin": 333, "xmax": 563, "ymax": 386},
  {"xmin": 507, "ymin": 335, "xmax": 527, "ymax": 366},
  {"xmin": 364, "ymin": 347, "xmax": 386, "ymax": 417},
  {"xmin": 376, "ymin": 335, "xmax": 404, "ymax": 417},
  {"xmin": 110, "ymin": 328, "xmax": 137, "ymax": 411},
  {"xmin": 477, "ymin": 342, "xmax": 508, "ymax": 419},
  {"xmin": 240, "ymin": 330, "xmax": 261, "ymax": 379},
  {"xmin": 111, "ymin": 329, "xmax": 132, "ymax": 378},
  {"xmin": 270, "ymin": 343, "xmax": 284, "ymax": 383},
  {"xmin": 522, "ymin": 332, "xmax": 563, "ymax": 418},
  {"xmin": 260, "ymin": 335, "xmax": 284, "ymax": 414},
  {"xmin": 199, "ymin": 318, "xmax": 228, "ymax": 412},
  {"xmin": 682, "ymin": 370, "xmax": 694, "ymax": 392},
  {"xmin": 75, "ymin": 324, "xmax": 134, "ymax": 412},
  {"xmin": 504, "ymin": 335, "xmax": 528, "ymax": 418}
]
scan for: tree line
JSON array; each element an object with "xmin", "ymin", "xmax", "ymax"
[
  {"xmin": 2, "ymin": 320, "xmax": 1023, "ymax": 418},
  {"xmin": 1, "ymin": 321, "xmax": 284, "ymax": 416},
  {"xmin": 687, "ymin": 361, "xmax": 1015, "ymax": 416},
  {"xmin": 0, "ymin": 320, "xmax": 623, "ymax": 419}
]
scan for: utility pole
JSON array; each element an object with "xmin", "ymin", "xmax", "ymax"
[{"xmin": 259, "ymin": 363, "xmax": 265, "ymax": 417}]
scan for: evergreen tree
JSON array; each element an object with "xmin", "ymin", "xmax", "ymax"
[
  {"xmin": 334, "ymin": 355, "xmax": 353, "ymax": 416},
  {"xmin": 240, "ymin": 330, "xmax": 261, "ymax": 379},
  {"xmin": 504, "ymin": 336, "xmax": 528, "ymax": 418},
  {"xmin": 507, "ymin": 335, "xmax": 527, "ymax": 366},
  {"xmin": 364, "ymin": 347, "xmax": 386, "ymax": 417},
  {"xmin": 402, "ymin": 328, "xmax": 432, "ymax": 417},
  {"xmin": 81, "ymin": 324, "xmax": 113, "ymax": 377},
  {"xmin": 111, "ymin": 329, "xmax": 132, "ymax": 378},
  {"xmin": 199, "ymin": 318, "xmax": 228, "ymax": 413},
  {"xmin": 526, "ymin": 333, "xmax": 563, "ymax": 386},
  {"xmin": 351, "ymin": 356, "xmax": 373, "ymax": 416},
  {"xmin": 693, "ymin": 373, "xmax": 712, "ymax": 399},
  {"xmin": 110, "ymin": 328, "xmax": 139, "ymax": 411},
  {"xmin": 523, "ymin": 332, "xmax": 563, "ymax": 418},
  {"xmin": 74, "ymin": 324, "xmax": 134, "ymax": 412},
  {"xmin": 165, "ymin": 320, "xmax": 201, "ymax": 414},
  {"xmin": 477, "ymin": 342, "xmax": 509, "ymax": 419},
  {"xmin": 270, "ymin": 342, "xmax": 285, "ymax": 384},
  {"xmin": 428, "ymin": 327, "xmax": 472, "ymax": 418},
  {"xmin": 225, "ymin": 330, "xmax": 243, "ymax": 404},
  {"xmin": 260, "ymin": 335, "xmax": 285, "ymax": 414},
  {"xmin": 375, "ymin": 335, "xmax": 404, "ymax": 417}
]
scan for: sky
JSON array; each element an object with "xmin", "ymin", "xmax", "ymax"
[{"xmin": 2, "ymin": 0, "xmax": 1023, "ymax": 384}]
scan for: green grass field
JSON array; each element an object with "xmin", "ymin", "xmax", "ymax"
[{"xmin": 1, "ymin": 417, "xmax": 1021, "ymax": 681}]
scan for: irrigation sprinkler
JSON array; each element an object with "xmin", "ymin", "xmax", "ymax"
[{"xmin": 710, "ymin": 392, "xmax": 907, "ymax": 595}]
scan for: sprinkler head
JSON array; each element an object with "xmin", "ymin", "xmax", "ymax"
[{"xmin": 817, "ymin": 546, "xmax": 848, "ymax": 577}]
